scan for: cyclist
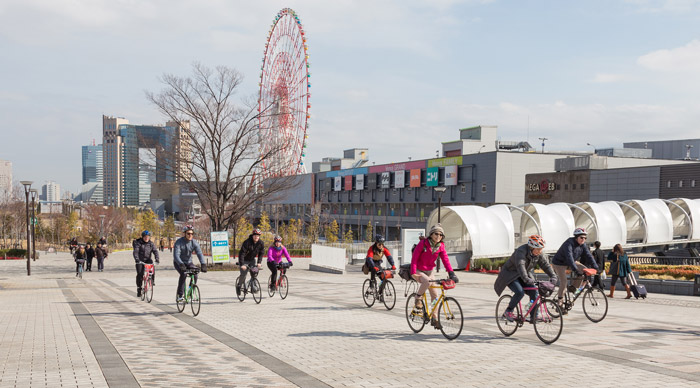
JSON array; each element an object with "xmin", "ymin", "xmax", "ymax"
[
  {"xmin": 74, "ymin": 244, "xmax": 87, "ymax": 276},
  {"xmin": 591, "ymin": 240, "xmax": 606, "ymax": 291},
  {"xmin": 133, "ymin": 230, "xmax": 160, "ymax": 298},
  {"xmin": 173, "ymin": 225, "xmax": 207, "ymax": 302},
  {"xmin": 267, "ymin": 235, "xmax": 293, "ymax": 291},
  {"xmin": 364, "ymin": 235, "xmax": 396, "ymax": 285},
  {"xmin": 410, "ymin": 224, "xmax": 459, "ymax": 329},
  {"xmin": 551, "ymin": 228, "xmax": 599, "ymax": 310},
  {"xmin": 494, "ymin": 235, "xmax": 558, "ymax": 322},
  {"xmin": 236, "ymin": 228, "xmax": 265, "ymax": 296}
]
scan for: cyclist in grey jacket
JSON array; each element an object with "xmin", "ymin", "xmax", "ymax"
[
  {"xmin": 551, "ymin": 228, "xmax": 598, "ymax": 305},
  {"xmin": 173, "ymin": 226, "xmax": 207, "ymax": 301}
]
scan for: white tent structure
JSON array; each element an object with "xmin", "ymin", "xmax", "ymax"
[{"xmin": 425, "ymin": 197, "xmax": 700, "ymax": 269}]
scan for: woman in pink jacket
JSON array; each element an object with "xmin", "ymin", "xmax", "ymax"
[
  {"xmin": 267, "ymin": 236, "xmax": 293, "ymax": 291},
  {"xmin": 410, "ymin": 224, "xmax": 459, "ymax": 329}
]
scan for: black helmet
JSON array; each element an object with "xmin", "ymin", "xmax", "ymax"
[{"xmin": 375, "ymin": 235, "xmax": 385, "ymax": 244}]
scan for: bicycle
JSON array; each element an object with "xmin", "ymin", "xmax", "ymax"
[
  {"xmin": 176, "ymin": 268, "xmax": 201, "ymax": 316},
  {"xmin": 139, "ymin": 262, "xmax": 156, "ymax": 303},
  {"xmin": 405, "ymin": 278, "xmax": 463, "ymax": 340},
  {"xmin": 495, "ymin": 281, "xmax": 563, "ymax": 344},
  {"xmin": 398, "ymin": 264, "xmax": 418, "ymax": 297},
  {"xmin": 268, "ymin": 262, "xmax": 291, "ymax": 299},
  {"xmin": 236, "ymin": 265, "xmax": 262, "ymax": 304},
  {"xmin": 362, "ymin": 269, "xmax": 396, "ymax": 310},
  {"xmin": 75, "ymin": 259, "xmax": 85, "ymax": 279},
  {"xmin": 552, "ymin": 267, "xmax": 608, "ymax": 322}
]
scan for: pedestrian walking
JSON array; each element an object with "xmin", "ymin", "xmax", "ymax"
[
  {"xmin": 591, "ymin": 241, "xmax": 606, "ymax": 291},
  {"xmin": 607, "ymin": 244, "xmax": 632, "ymax": 299},
  {"xmin": 95, "ymin": 242, "xmax": 108, "ymax": 272},
  {"xmin": 159, "ymin": 237, "xmax": 166, "ymax": 252},
  {"xmin": 85, "ymin": 243, "xmax": 95, "ymax": 271}
]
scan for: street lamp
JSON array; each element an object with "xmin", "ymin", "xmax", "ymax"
[
  {"xmin": 30, "ymin": 189, "xmax": 37, "ymax": 261},
  {"xmin": 586, "ymin": 143, "xmax": 596, "ymax": 153},
  {"xmin": 99, "ymin": 214, "xmax": 105, "ymax": 240},
  {"xmin": 434, "ymin": 186, "xmax": 447, "ymax": 273},
  {"xmin": 20, "ymin": 181, "xmax": 32, "ymax": 276}
]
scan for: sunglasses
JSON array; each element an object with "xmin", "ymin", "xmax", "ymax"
[
  {"xmin": 186, "ymin": 232, "xmax": 194, "ymax": 235},
  {"xmin": 433, "ymin": 232, "xmax": 444, "ymax": 237},
  {"xmin": 577, "ymin": 236, "xmax": 587, "ymax": 240}
]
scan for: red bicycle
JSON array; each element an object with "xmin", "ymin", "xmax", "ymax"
[
  {"xmin": 267, "ymin": 262, "xmax": 291, "ymax": 299},
  {"xmin": 140, "ymin": 263, "xmax": 155, "ymax": 303}
]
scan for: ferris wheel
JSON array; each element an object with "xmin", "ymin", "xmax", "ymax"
[{"xmin": 258, "ymin": 8, "xmax": 310, "ymax": 177}]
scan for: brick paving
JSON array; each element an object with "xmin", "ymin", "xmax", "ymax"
[{"xmin": 1, "ymin": 250, "xmax": 700, "ymax": 387}]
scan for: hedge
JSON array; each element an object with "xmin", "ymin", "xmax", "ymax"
[
  {"xmin": 0, "ymin": 249, "xmax": 27, "ymax": 257},
  {"xmin": 228, "ymin": 248, "xmax": 312, "ymax": 257}
]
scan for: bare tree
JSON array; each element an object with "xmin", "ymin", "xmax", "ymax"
[{"xmin": 146, "ymin": 63, "xmax": 297, "ymax": 231}]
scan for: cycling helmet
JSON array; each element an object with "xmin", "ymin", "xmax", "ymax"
[
  {"xmin": 141, "ymin": 230, "xmax": 150, "ymax": 237},
  {"xmin": 183, "ymin": 225, "xmax": 194, "ymax": 233},
  {"xmin": 375, "ymin": 235, "xmax": 385, "ymax": 244},
  {"xmin": 527, "ymin": 234, "xmax": 546, "ymax": 249},
  {"xmin": 252, "ymin": 228, "xmax": 262, "ymax": 236},
  {"xmin": 573, "ymin": 227, "xmax": 587, "ymax": 236},
  {"xmin": 274, "ymin": 235, "xmax": 282, "ymax": 243}
]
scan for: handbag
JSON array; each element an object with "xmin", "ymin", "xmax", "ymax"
[
  {"xmin": 601, "ymin": 270, "xmax": 607, "ymax": 280},
  {"xmin": 609, "ymin": 256, "xmax": 620, "ymax": 276}
]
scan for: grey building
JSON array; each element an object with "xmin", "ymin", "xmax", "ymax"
[{"xmin": 624, "ymin": 139, "xmax": 700, "ymax": 160}]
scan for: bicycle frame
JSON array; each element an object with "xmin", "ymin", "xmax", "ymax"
[
  {"xmin": 184, "ymin": 272, "xmax": 197, "ymax": 301},
  {"xmin": 561, "ymin": 275, "xmax": 592, "ymax": 310},
  {"xmin": 516, "ymin": 286, "xmax": 548, "ymax": 323},
  {"xmin": 417, "ymin": 283, "xmax": 447, "ymax": 318},
  {"xmin": 275, "ymin": 266, "xmax": 287, "ymax": 287},
  {"xmin": 142, "ymin": 264, "xmax": 155, "ymax": 284}
]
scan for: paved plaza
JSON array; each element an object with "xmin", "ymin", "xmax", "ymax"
[{"xmin": 1, "ymin": 250, "xmax": 699, "ymax": 387}]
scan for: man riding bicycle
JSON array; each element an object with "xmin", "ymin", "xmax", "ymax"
[
  {"xmin": 133, "ymin": 230, "xmax": 160, "ymax": 298},
  {"xmin": 173, "ymin": 226, "xmax": 207, "ymax": 302},
  {"xmin": 551, "ymin": 228, "xmax": 599, "ymax": 309},
  {"xmin": 236, "ymin": 228, "xmax": 265, "ymax": 296},
  {"xmin": 364, "ymin": 235, "xmax": 395, "ymax": 285},
  {"xmin": 494, "ymin": 235, "xmax": 558, "ymax": 322}
]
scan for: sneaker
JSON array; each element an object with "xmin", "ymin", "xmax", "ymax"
[
  {"xmin": 430, "ymin": 317, "xmax": 442, "ymax": 330},
  {"xmin": 502, "ymin": 311, "xmax": 516, "ymax": 322},
  {"xmin": 137, "ymin": 289, "xmax": 142, "ymax": 298},
  {"xmin": 176, "ymin": 296, "xmax": 185, "ymax": 302}
]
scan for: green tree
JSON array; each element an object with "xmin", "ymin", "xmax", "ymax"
[
  {"xmin": 325, "ymin": 220, "xmax": 339, "ymax": 243},
  {"xmin": 66, "ymin": 211, "xmax": 79, "ymax": 240},
  {"xmin": 232, "ymin": 217, "xmax": 253, "ymax": 251},
  {"xmin": 307, "ymin": 213, "xmax": 320, "ymax": 245},
  {"xmin": 364, "ymin": 221, "xmax": 374, "ymax": 242},
  {"xmin": 163, "ymin": 216, "xmax": 176, "ymax": 240},
  {"xmin": 135, "ymin": 209, "xmax": 159, "ymax": 239},
  {"xmin": 343, "ymin": 228, "xmax": 354, "ymax": 244}
]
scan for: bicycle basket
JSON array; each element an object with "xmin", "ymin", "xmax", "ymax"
[
  {"xmin": 583, "ymin": 268, "xmax": 597, "ymax": 277},
  {"xmin": 379, "ymin": 269, "xmax": 393, "ymax": 280},
  {"xmin": 278, "ymin": 262, "xmax": 291, "ymax": 269},
  {"xmin": 250, "ymin": 266, "xmax": 259, "ymax": 276},
  {"xmin": 441, "ymin": 279, "xmax": 456, "ymax": 290},
  {"xmin": 398, "ymin": 264, "xmax": 411, "ymax": 281},
  {"xmin": 538, "ymin": 281, "xmax": 555, "ymax": 297}
]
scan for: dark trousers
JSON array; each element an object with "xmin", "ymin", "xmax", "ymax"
[
  {"xmin": 136, "ymin": 262, "xmax": 155, "ymax": 289},
  {"xmin": 591, "ymin": 274, "xmax": 605, "ymax": 290},
  {"xmin": 176, "ymin": 266, "xmax": 196, "ymax": 297},
  {"xmin": 507, "ymin": 278, "xmax": 538, "ymax": 318},
  {"xmin": 96, "ymin": 257, "xmax": 104, "ymax": 270},
  {"xmin": 267, "ymin": 261, "xmax": 278, "ymax": 286},
  {"xmin": 237, "ymin": 261, "xmax": 257, "ymax": 288},
  {"xmin": 86, "ymin": 257, "xmax": 93, "ymax": 270},
  {"xmin": 365, "ymin": 258, "xmax": 382, "ymax": 282}
]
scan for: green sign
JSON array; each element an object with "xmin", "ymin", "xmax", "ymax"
[
  {"xmin": 426, "ymin": 167, "xmax": 439, "ymax": 187},
  {"xmin": 428, "ymin": 156, "xmax": 463, "ymax": 167},
  {"xmin": 210, "ymin": 231, "xmax": 230, "ymax": 263}
]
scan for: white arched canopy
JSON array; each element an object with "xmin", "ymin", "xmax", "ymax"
[
  {"xmin": 427, "ymin": 206, "xmax": 513, "ymax": 258},
  {"xmin": 670, "ymin": 198, "xmax": 699, "ymax": 239},
  {"xmin": 623, "ymin": 199, "xmax": 673, "ymax": 244},
  {"xmin": 518, "ymin": 203, "xmax": 573, "ymax": 254},
  {"xmin": 575, "ymin": 202, "xmax": 626, "ymax": 248}
]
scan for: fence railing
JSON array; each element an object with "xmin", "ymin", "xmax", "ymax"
[
  {"xmin": 316, "ymin": 241, "xmax": 403, "ymax": 263},
  {"xmin": 628, "ymin": 256, "xmax": 700, "ymax": 266}
]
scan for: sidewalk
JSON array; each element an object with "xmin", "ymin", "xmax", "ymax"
[{"xmin": 1, "ymin": 251, "xmax": 699, "ymax": 387}]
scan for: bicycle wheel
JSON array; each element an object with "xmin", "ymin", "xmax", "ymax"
[
  {"xmin": 145, "ymin": 278, "xmax": 153, "ymax": 303},
  {"xmin": 190, "ymin": 284, "xmax": 201, "ymax": 316},
  {"xmin": 251, "ymin": 278, "xmax": 262, "ymax": 304},
  {"xmin": 582, "ymin": 287, "xmax": 608, "ymax": 323},
  {"xmin": 267, "ymin": 275, "xmax": 276, "ymax": 297},
  {"xmin": 406, "ymin": 279, "xmax": 418, "ymax": 298},
  {"xmin": 405, "ymin": 293, "xmax": 427, "ymax": 333},
  {"xmin": 140, "ymin": 277, "xmax": 146, "ymax": 301},
  {"xmin": 362, "ymin": 279, "xmax": 376, "ymax": 307},
  {"xmin": 381, "ymin": 280, "xmax": 396, "ymax": 310},
  {"xmin": 279, "ymin": 275, "xmax": 289, "ymax": 299},
  {"xmin": 533, "ymin": 299, "xmax": 563, "ymax": 344},
  {"xmin": 438, "ymin": 296, "xmax": 463, "ymax": 340},
  {"xmin": 235, "ymin": 276, "xmax": 245, "ymax": 302},
  {"xmin": 495, "ymin": 295, "xmax": 519, "ymax": 337},
  {"xmin": 176, "ymin": 292, "xmax": 186, "ymax": 313}
]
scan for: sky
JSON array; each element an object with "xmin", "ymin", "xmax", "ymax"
[{"xmin": 1, "ymin": 0, "xmax": 700, "ymax": 194}]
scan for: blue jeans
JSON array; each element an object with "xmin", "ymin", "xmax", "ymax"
[{"xmin": 507, "ymin": 278, "xmax": 538, "ymax": 317}]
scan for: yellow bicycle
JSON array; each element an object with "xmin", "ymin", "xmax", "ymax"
[{"xmin": 405, "ymin": 279, "xmax": 463, "ymax": 340}]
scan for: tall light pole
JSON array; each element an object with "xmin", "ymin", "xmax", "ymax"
[
  {"xmin": 586, "ymin": 142, "xmax": 596, "ymax": 153},
  {"xmin": 20, "ymin": 181, "xmax": 32, "ymax": 276},
  {"xmin": 99, "ymin": 214, "xmax": 105, "ymax": 240},
  {"xmin": 30, "ymin": 189, "xmax": 37, "ymax": 261},
  {"xmin": 434, "ymin": 186, "xmax": 447, "ymax": 273}
]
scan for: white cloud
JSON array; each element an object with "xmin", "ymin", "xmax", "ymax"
[
  {"xmin": 624, "ymin": 0, "xmax": 700, "ymax": 12},
  {"xmin": 637, "ymin": 39, "xmax": 700, "ymax": 72}
]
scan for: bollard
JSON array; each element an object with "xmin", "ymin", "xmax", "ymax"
[{"xmin": 694, "ymin": 274, "xmax": 700, "ymax": 297}]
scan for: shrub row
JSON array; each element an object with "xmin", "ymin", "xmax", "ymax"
[
  {"xmin": 227, "ymin": 248, "xmax": 312, "ymax": 257},
  {"xmin": 0, "ymin": 249, "xmax": 27, "ymax": 258}
]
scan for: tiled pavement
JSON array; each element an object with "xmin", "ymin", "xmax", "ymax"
[{"xmin": 1, "ymin": 251, "xmax": 700, "ymax": 387}]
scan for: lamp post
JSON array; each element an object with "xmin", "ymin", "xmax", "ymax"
[
  {"xmin": 433, "ymin": 186, "xmax": 447, "ymax": 273},
  {"xmin": 99, "ymin": 214, "xmax": 105, "ymax": 240},
  {"xmin": 586, "ymin": 143, "xmax": 596, "ymax": 153},
  {"xmin": 20, "ymin": 181, "xmax": 32, "ymax": 276},
  {"xmin": 30, "ymin": 189, "xmax": 37, "ymax": 261}
]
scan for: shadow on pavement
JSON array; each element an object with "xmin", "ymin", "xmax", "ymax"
[{"xmin": 287, "ymin": 330, "xmax": 488, "ymax": 343}]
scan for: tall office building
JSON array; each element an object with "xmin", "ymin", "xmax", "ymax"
[
  {"xmin": 81, "ymin": 143, "xmax": 103, "ymax": 204},
  {"xmin": 41, "ymin": 181, "xmax": 61, "ymax": 202},
  {"xmin": 0, "ymin": 159, "xmax": 11, "ymax": 195},
  {"xmin": 102, "ymin": 115, "xmax": 191, "ymax": 207}
]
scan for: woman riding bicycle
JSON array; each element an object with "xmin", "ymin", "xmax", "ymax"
[
  {"xmin": 74, "ymin": 244, "xmax": 87, "ymax": 276},
  {"xmin": 410, "ymin": 224, "xmax": 459, "ymax": 329},
  {"xmin": 494, "ymin": 235, "xmax": 558, "ymax": 322},
  {"xmin": 267, "ymin": 235, "xmax": 293, "ymax": 291},
  {"xmin": 364, "ymin": 235, "xmax": 395, "ymax": 284}
]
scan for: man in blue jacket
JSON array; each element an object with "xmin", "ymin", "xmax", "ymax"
[
  {"xmin": 173, "ymin": 225, "xmax": 207, "ymax": 302},
  {"xmin": 551, "ymin": 228, "xmax": 599, "ymax": 308}
]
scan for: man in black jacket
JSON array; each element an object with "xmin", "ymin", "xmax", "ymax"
[
  {"xmin": 236, "ymin": 228, "xmax": 265, "ymax": 295},
  {"xmin": 591, "ymin": 241, "xmax": 606, "ymax": 291},
  {"xmin": 133, "ymin": 230, "xmax": 160, "ymax": 297}
]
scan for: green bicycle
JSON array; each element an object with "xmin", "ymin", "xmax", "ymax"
[{"xmin": 176, "ymin": 268, "xmax": 201, "ymax": 316}]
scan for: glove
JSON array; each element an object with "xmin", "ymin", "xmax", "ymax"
[
  {"xmin": 525, "ymin": 277, "xmax": 536, "ymax": 286},
  {"xmin": 391, "ymin": 265, "xmax": 396, "ymax": 270},
  {"xmin": 448, "ymin": 271, "xmax": 459, "ymax": 284},
  {"xmin": 155, "ymin": 259, "xmax": 160, "ymax": 264},
  {"xmin": 289, "ymin": 262, "xmax": 293, "ymax": 267},
  {"xmin": 178, "ymin": 263, "xmax": 187, "ymax": 271},
  {"xmin": 374, "ymin": 267, "xmax": 380, "ymax": 272},
  {"xmin": 200, "ymin": 264, "xmax": 207, "ymax": 273}
]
